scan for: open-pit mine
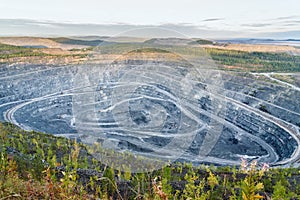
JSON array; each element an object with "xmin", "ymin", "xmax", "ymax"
[{"xmin": 1, "ymin": 40, "xmax": 300, "ymax": 168}]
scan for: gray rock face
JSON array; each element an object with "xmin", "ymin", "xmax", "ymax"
[{"xmin": 1, "ymin": 63, "xmax": 300, "ymax": 167}]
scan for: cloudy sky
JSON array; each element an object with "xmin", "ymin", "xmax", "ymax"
[{"xmin": 0, "ymin": 0, "xmax": 300, "ymax": 38}]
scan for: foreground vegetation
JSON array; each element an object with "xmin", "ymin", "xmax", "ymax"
[{"xmin": 1, "ymin": 122, "xmax": 300, "ymax": 199}]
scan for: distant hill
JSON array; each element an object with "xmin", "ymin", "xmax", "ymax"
[
  {"xmin": 217, "ymin": 38, "xmax": 300, "ymax": 47},
  {"xmin": 22, "ymin": 45, "xmax": 48, "ymax": 49},
  {"xmin": 0, "ymin": 37, "xmax": 92, "ymax": 50},
  {"xmin": 190, "ymin": 39, "xmax": 215, "ymax": 45},
  {"xmin": 144, "ymin": 38, "xmax": 193, "ymax": 45},
  {"xmin": 49, "ymin": 37, "xmax": 103, "ymax": 46}
]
